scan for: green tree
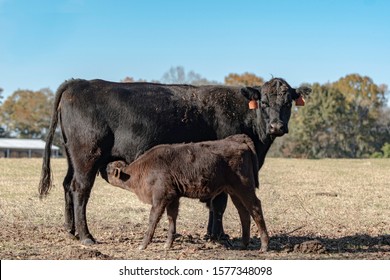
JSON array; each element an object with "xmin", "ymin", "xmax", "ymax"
[
  {"xmin": 374, "ymin": 107, "xmax": 390, "ymax": 153},
  {"xmin": 0, "ymin": 88, "xmax": 54, "ymax": 138},
  {"xmin": 281, "ymin": 83, "xmax": 351, "ymax": 158},
  {"xmin": 333, "ymin": 74, "xmax": 389, "ymax": 157},
  {"xmin": 224, "ymin": 72, "xmax": 264, "ymax": 86},
  {"xmin": 382, "ymin": 143, "xmax": 390, "ymax": 158},
  {"xmin": 274, "ymin": 74, "xmax": 390, "ymax": 158}
]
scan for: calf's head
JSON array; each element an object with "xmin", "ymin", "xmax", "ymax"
[
  {"xmin": 242, "ymin": 77, "xmax": 311, "ymax": 137},
  {"xmin": 106, "ymin": 161, "xmax": 130, "ymax": 187}
]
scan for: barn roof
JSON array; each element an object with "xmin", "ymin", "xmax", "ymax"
[{"xmin": 0, "ymin": 138, "xmax": 60, "ymax": 150}]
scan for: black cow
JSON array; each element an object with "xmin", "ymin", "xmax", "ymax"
[{"xmin": 39, "ymin": 78, "xmax": 310, "ymax": 245}]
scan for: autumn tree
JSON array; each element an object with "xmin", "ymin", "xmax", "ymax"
[
  {"xmin": 333, "ymin": 74, "xmax": 387, "ymax": 108},
  {"xmin": 121, "ymin": 76, "xmax": 135, "ymax": 83},
  {"xmin": 120, "ymin": 76, "xmax": 148, "ymax": 83},
  {"xmin": 224, "ymin": 72, "xmax": 264, "ymax": 86},
  {"xmin": 0, "ymin": 88, "xmax": 54, "ymax": 139}
]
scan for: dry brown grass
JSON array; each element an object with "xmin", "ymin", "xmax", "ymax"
[{"xmin": 0, "ymin": 158, "xmax": 389, "ymax": 259}]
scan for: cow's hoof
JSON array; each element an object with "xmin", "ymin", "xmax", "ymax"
[
  {"xmin": 215, "ymin": 233, "xmax": 230, "ymax": 241},
  {"xmin": 66, "ymin": 232, "xmax": 78, "ymax": 240},
  {"xmin": 203, "ymin": 233, "xmax": 212, "ymax": 241},
  {"xmin": 221, "ymin": 233, "xmax": 230, "ymax": 240},
  {"xmin": 204, "ymin": 233, "xmax": 230, "ymax": 241},
  {"xmin": 138, "ymin": 244, "xmax": 146, "ymax": 250}
]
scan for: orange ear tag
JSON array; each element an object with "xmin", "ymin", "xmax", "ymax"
[
  {"xmin": 248, "ymin": 100, "xmax": 258, "ymax": 110},
  {"xmin": 295, "ymin": 95, "xmax": 305, "ymax": 106}
]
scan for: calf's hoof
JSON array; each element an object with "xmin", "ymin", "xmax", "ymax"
[
  {"xmin": 81, "ymin": 238, "xmax": 96, "ymax": 245},
  {"xmin": 138, "ymin": 243, "xmax": 148, "ymax": 250},
  {"xmin": 259, "ymin": 245, "xmax": 268, "ymax": 253}
]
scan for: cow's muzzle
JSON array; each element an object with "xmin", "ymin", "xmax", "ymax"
[{"xmin": 269, "ymin": 121, "xmax": 288, "ymax": 136}]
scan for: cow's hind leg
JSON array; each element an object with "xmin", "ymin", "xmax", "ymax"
[
  {"xmin": 71, "ymin": 169, "xmax": 97, "ymax": 245},
  {"xmin": 229, "ymin": 194, "xmax": 251, "ymax": 248},
  {"xmin": 165, "ymin": 198, "xmax": 179, "ymax": 249},
  {"xmin": 63, "ymin": 162, "xmax": 75, "ymax": 238}
]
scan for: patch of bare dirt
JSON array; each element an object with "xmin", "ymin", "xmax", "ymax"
[{"xmin": 1, "ymin": 221, "xmax": 390, "ymax": 260}]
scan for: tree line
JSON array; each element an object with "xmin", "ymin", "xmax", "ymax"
[
  {"xmin": 268, "ymin": 74, "xmax": 390, "ymax": 158},
  {"xmin": 0, "ymin": 67, "xmax": 389, "ymax": 158}
]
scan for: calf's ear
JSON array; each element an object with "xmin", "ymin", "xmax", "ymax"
[
  {"xmin": 119, "ymin": 170, "xmax": 131, "ymax": 181},
  {"xmin": 113, "ymin": 168, "xmax": 121, "ymax": 178},
  {"xmin": 241, "ymin": 87, "xmax": 261, "ymax": 101}
]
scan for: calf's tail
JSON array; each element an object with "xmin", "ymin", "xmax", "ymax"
[{"xmin": 38, "ymin": 81, "xmax": 69, "ymax": 198}]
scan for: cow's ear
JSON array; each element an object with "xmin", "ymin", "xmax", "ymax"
[
  {"xmin": 241, "ymin": 87, "xmax": 261, "ymax": 101},
  {"xmin": 292, "ymin": 86, "xmax": 311, "ymax": 106},
  {"xmin": 292, "ymin": 86, "xmax": 311, "ymax": 99},
  {"xmin": 297, "ymin": 86, "xmax": 311, "ymax": 97}
]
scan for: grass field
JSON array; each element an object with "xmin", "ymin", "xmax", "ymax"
[{"xmin": 0, "ymin": 158, "xmax": 389, "ymax": 259}]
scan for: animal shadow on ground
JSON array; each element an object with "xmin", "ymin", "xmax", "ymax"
[{"xmin": 232, "ymin": 234, "xmax": 390, "ymax": 255}]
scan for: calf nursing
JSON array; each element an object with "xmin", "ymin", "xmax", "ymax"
[{"xmin": 106, "ymin": 134, "xmax": 269, "ymax": 252}]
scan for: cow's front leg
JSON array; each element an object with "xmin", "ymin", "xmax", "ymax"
[{"xmin": 207, "ymin": 192, "xmax": 228, "ymax": 240}]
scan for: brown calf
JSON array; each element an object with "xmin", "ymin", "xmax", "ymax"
[{"xmin": 106, "ymin": 134, "xmax": 269, "ymax": 252}]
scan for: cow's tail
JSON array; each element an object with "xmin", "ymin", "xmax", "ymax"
[{"xmin": 38, "ymin": 81, "xmax": 68, "ymax": 199}]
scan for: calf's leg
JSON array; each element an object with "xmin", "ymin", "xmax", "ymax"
[
  {"xmin": 240, "ymin": 193, "xmax": 269, "ymax": 252},
  {"xmin": 165, "ymin": 198, "xmax": 179, "ymax": 249},
  {"xmin": 229, "ymin": 194, "xmax": 251, "ymax": 248},
  {"xmin": 139, "ymin": 202, "xmax": 167, "ymax": 250}
]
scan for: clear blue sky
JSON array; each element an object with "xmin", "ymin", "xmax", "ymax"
[{"xmin": 1, "ymin": 0, "xmax": 389, "ymax": 99}]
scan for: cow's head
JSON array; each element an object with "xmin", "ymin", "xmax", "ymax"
[{"xmin": 242, "ymin": 78, "xmax": 311, "ymax": 137}]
